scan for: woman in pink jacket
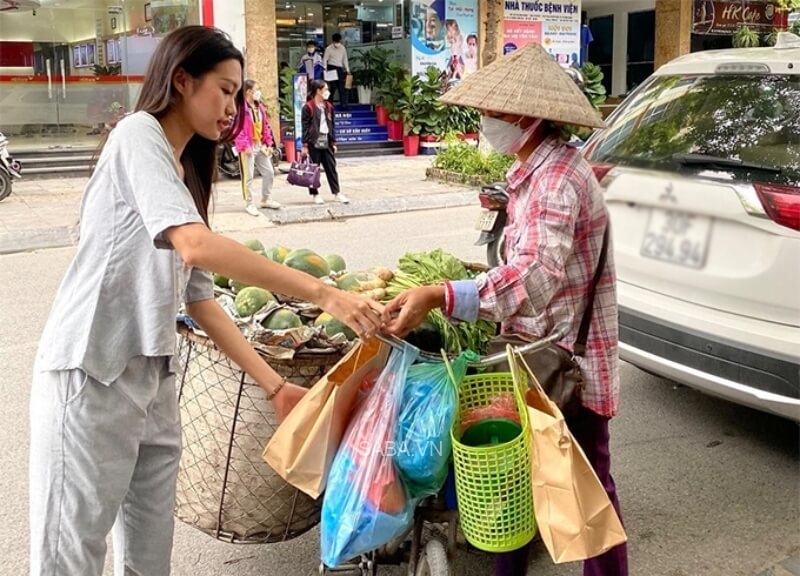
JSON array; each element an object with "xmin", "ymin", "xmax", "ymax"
[{"xmin": 234, "ymin": 79, "xmax": 281, "ymax": 215}]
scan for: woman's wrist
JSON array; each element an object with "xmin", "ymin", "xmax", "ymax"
[{"xmin": 265, "ymin": 378, "xmax": 287, "ymax": 401}]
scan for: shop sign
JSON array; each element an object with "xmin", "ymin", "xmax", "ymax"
[
  {"xmin": 411, "ymin": 0, "xmax": 480, "ymax": 80},
  {"xmin": 503, "ymin": 0, "xmax": 581, "ymax": 66},
  {"xmin": 692, "ymin": 0, "xmax": 788, "ymax": 34},
  {"xmin": 292, "ymin": 74, "xmax": 307, "ymax": 154}
]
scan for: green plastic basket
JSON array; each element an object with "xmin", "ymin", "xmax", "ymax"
[{"xmin": 448, "ymin": 369, "xmax": 536, "ymax": 553}]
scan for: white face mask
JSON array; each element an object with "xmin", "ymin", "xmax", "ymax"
[
  {"xmin": 322, "ymin": 90, "xmax": 331, "ymax": 99},
  {"xmin": 252, "ymin": 89, "xmax": 262, "ymax": 101},
  {"xmin": 480, "ymin": 116, "xmax": 540, "ymax": 155}
]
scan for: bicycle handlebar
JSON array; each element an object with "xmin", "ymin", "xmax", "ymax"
[{"xmin": 375, "ymin": 321, "xmax": 571, "ymax": 367}]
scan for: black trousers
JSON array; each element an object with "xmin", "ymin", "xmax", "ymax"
[
  {"xmin": 328, "ymin": 66, "xmax": 348, "ymax": 109},
  {"xmin": 308, "ymin": 146, "xmax": 340, "ymax": 196}
]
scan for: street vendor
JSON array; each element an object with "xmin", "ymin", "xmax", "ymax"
[
  {"xmin": 382, "ymin": 42, "xmax": 627, "ymax": 576},
  {"xmin": 28, "ymin": 26, "xmax": 384, "ymax": 576}
]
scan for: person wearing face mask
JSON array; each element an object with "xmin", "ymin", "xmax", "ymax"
[
  {"xmin": 234, "ymin": 79, "xmax": 281, "ymax": 215},
  {"xmin": 323, "ymin": 33, "xmax": 350, "ymax": 110},
  {"xmin": 298, "ymin": 40, "xmax": 323, "ymax": 85},
  {"xmin": 382, "ymin": 42, "xmax": 627, "ymax": 576},
  {"xmin": 301, "ymin": 80, "xmax": 349, "ymax": 205}
]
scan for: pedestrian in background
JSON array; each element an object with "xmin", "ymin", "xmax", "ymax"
[
  {"xmin": 302, "ymin": 79, "xmax": 349, "ymax": 205},
  {"xmin": 323, "ymin": 33, "xmax": 350, "ymax": 110},
  {"xmin": 298, "ymin": 40, "xmax": 324, "ymax": 85},
  {"xmin": 28, "ymin": 26, "xmax": 382, "ymax": 576},
  {"xmin": 234, "ymin": 79, "xmax": 281, "ymax": 214}
]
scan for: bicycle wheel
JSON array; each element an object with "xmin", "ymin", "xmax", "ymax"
[{"xmin": 415, "ymin": 539, "xmax": 449, "ymax": 576}]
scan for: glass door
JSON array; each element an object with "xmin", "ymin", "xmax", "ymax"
[{"xmin": 0, "ymin": 1, "xmax": 132, "ymax": 150}]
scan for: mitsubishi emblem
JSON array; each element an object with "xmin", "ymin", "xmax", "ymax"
[{"xmin": 659, "ymin": 182, "xmax": 677, "ymax": 203}]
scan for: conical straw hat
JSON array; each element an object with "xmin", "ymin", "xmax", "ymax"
[{"xmin": 439, "ymin": 43, "xmax": 605, "ymax": 129}]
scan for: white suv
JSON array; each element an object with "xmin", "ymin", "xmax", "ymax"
[{"xmin": 583, "ymin": 33, "xmax": 800, "ymax": 421}]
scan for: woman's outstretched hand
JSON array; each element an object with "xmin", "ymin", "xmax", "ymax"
[
  {"xmin": 382, "ymin": 285, "xmax": 445, "ymax": 338},
  {"xmin": 320, "ymin": 287, "xmax": 385, "ymax": 340}
]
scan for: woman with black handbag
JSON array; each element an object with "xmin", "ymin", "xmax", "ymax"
[
  {"xmin": 382, "ymin": 42, "xmax": 627, "ymax": 576},
  {"xmin": 301, "ymin": 80, "xmax": 349, "ymax": 205}
]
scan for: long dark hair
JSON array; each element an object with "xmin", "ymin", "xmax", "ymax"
[
  {"xmin": 97, "ymin": 26, "xmax": 245, "ymax": 225},
  {"xmin": 308, "ymin": 79, "xmax": 327, "ymax": 100}
]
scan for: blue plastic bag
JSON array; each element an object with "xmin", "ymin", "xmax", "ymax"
[
  {"xmin": 321, "ymin": 342, "xmax": 419, "ymax": 568},
  {"xmin": 393, "ymin": 352, "xmax": 471, "ymax": 498}
]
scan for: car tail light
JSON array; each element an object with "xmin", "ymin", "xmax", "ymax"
[
  {"xmin": 591, "ymin": 162, "xmax": 616, "ymax": 186},
  {"xmin": 754, "ymin": 183, "xmax": 800, "ymax": 232}
]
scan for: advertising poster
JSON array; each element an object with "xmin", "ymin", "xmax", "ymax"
[
  {"xmin": 411, "ymin": 0, "xmax": 479, "ymax": 82},
  {"xmin": 503, "ymin": 0, "xmax": 581, "ymax": 66},
  {"xmin": 692, "ymin": 0, "xmax": 787, "ymax": 34},
  {"xmin": 292, "ymin": 74, "xmax": 308, "ymax": 154}
]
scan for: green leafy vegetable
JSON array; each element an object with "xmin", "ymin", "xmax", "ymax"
[{"xmin": 387, "ymin": 249, "xmax": 497, "ymax": 354}]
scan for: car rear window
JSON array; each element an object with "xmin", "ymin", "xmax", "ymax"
[{"xmin": 585, "ymin": 74, "xmax": 800, "ymax": 185}]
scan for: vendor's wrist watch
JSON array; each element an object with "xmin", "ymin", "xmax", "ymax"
[{"xmin": 266, "ymin": 378, "xmax": 287, "ymax": 401}]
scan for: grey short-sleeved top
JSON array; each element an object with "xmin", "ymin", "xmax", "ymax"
[{"xmin": 37, "ymin": 111, "xmax": 214, "ymax": 383}]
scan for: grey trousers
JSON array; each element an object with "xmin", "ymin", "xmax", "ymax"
[
  {"xmin": 239, "ymin": 147, "xmax": 275, "ymax": 204},
  {"xmin": 29, "ymin": 356, "xmax": 181, "ymax": 576}
]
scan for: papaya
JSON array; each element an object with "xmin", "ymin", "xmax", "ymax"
[
  {"xmin": 234, "ymin": 287, "xmax": 275, "ymax": 317},
  {"xmin": 335, "ymin": 273, "xmax": 362, "ymax": 292},
  {"xmin": 265, "ymin": 244, "xmax": 291, "ymax": 264},
  {"xmin": 213, "ymin": 273, "xmax": 230, "ymax": 289},
  {"xmin": 336, "ymin": 271, "xmax": 379, "ymax": 292},
  {"xmin": 261, "ymin": 308, "xmax": 303, "ymax": 331},
  {"xmin": 283, "ymin": 248, "xmax": 331, "ymax": 278},
  {"xmin": 325, "ymin": 254, "xmax": 347, "ymax": 273},
  {"xmin": 243, "ymin": 239, "xmax": 266, "ymax": 253},
  {"xmin": 314, "ymin": 312, "xmax": 357, "ymax": 340}
]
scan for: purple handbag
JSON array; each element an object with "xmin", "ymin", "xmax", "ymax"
[{"xmin": 287, "ymin": 157, "xmax": 321, "ymax": 189}]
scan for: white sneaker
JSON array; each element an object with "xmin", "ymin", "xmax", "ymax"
[
  {"xmin": 335, "ymin": 193, "xmax": 350, "ymax": 204},
  {"xmin": 245, "ymin": 204, "xmax": 260, "ymax": 216},
  {"xmin": 313, "ymin": 196, "xmax": 325, "ymax": 205},
  {"xmin": 260, "ymin": 199, "xmax": 281, "ymax": 209}
]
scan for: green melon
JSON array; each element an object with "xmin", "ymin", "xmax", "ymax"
[
  {"xmin": 261, "ymin": 308, "xmax": 304, "ymax": 331},
  {"xmin": 234, "ymin": 287, "xmax": 276, "ymax": 317},
  {"xmin": 314, "ymin": 312, "xmax": 357, "ymax": 341},
  {"xmin": 265, "ymin": 245, "xmax": 291, "ymax": 264},
  {"xmin": 243, "ymin": 239, "xmax": 266, "ymax": 253},
  {"xmin": 324, "ymin": 254, "xmax": 347, "ymax": 273},
  {"xmin": 283, "ymin": 248, "xmax": 331, "ymax": 278},
  {"xmin": 213, "ymin": 273, "xmax": 230, "ymax": 289}
]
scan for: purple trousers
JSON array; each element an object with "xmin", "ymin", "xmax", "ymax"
[{"xmin": 494, "ymin": 407, "xmax": 628, "ymax": 576}]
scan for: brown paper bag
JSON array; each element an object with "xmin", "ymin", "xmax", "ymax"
[
  {"xmin": 345, "ymin": 73, "xmax": 353, "ymax": 90},
  {"xmin": 509, "ymin": 347, "xmax": 627, "ymax": 564},
  {"xmin": 263, "ymin": 339, "xmax": 389, "ymax": 499}
]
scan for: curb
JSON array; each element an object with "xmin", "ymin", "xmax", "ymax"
[
  {"xmin": 266, "ymin": 190, "xmax": 476, "ymax": 225},
  {"xmin": 0, "ymin": 191, "xmax": 477, "ymax": 255},
  {"xmin": 0, "ymin": 226, "xmax": 79, "ymax": 256}
]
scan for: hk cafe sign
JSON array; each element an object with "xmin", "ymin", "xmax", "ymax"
[{"xmin": 693, "ymin": 0, "xmax": 789, "ymax": 34}]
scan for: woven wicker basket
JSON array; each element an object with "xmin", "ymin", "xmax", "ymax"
[{"xmin": 174, "ymin": 325, "xmax": 346, "ymax": 544}]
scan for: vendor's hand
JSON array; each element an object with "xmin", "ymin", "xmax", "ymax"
[
  {"xmin": 332, "ymin": 144, "xmax": 338, "ymax": 153},
  {"xmin": 271, "ymin": 382, "xmax": 308, "ymax": 422},
  {"xmin": 302, "ymin": 145, "xmax": 309, "ymax": 156},
  {"xmin": 320, "ymin": 287, "xmax": 384, "ymax": 340},
  {"xmin": 382, "ymin": 285, "xmax": 445, "ymax": 337}
]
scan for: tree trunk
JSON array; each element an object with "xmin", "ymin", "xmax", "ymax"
[{"xmin": 483, "ymin": 0, "xmax": 503, "ymax": 67}]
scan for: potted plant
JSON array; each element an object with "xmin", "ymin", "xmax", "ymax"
[
  {"xmin": 382, "ymin": 64, "xmax": 409, "ymax": 140},
  {"xmin": 350, "ymin": 47, "xmax": 394, "ymax": 106},
  {"xmin": 733, "ymin": 25, "xmax": 760, "ymax": 47},
  {"xmin": 416, "ymin": 67, "xmax": 448, "ymax": 154},
  {"xmin": 278, "ymin": 67, "xmax": 298, "ymax": 163},
  {"xmin": 374, "ymin": 62, "xmax": 405, "ymax": 126},
  {"xmin": 397, "ymin": 74, "xmax": 423, "ymax": 156},
  {"xmin": 445, "ymin": 105, "xmax": 481, "ymax": 142}
]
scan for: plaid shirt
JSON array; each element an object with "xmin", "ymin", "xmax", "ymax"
[{"xmin": 447, "ymin": 135, "xmax": 619, "ymax": 417}]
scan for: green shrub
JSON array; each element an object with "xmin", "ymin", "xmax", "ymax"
[{"xmin": 432, "ymin": 136, "xmax": 514, "ymax": 184}]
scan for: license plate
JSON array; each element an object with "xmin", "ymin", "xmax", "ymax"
[
  {"xmin": 641, "ymin": 209, "xmax": 712, "ymax": 269},
  {"xmin": 475, "ymin": 210, "xmax": 499, "ymax": 231}
]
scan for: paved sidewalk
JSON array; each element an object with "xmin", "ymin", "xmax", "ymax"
[{"xmin": 0, "ymin": 155, "xmax": 476, "ymax": 254}]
